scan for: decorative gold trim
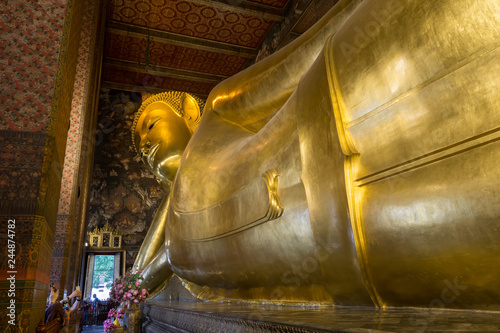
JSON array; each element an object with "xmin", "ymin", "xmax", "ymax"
[
  {"xmin": 263, "ymin": 169, "xmax": 284, "ymax": 221},
  {"xmin": 112, "ymin": 235, "xmax": 122, "ymax": 248},
  {"xmin": 88, "ymin": 222, "xmax": 122, "ymax": 248}
]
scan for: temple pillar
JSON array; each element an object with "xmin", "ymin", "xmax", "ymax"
[
  {"xmin": 0, "ymin": 0, "xmax": 89, "ymax": 330},
  {"xmin": 49, "ymin": 0, "xmax": 103, "ymax": 298}
]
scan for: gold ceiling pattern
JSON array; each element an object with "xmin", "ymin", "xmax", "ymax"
[{"xmin": 108, "ymin": 0, "xmax": 274, "ymax": 48}]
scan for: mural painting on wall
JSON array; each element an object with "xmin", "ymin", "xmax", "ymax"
[
  {"xmin": 89, "ymin": 89, "xmax": 164, "ymax": 250},
  {"xmin": 125, "ymin": 251, "xmax": 138, "ymax": 272}
]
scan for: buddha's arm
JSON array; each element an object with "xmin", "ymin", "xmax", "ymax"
[
  {"xmin": 134, "ymin": 195, "xmax": 169, "ymax": 271},
  {"xmin": 204, "ymin": 0, "xmax": 362, "ymax": 131},
  {"xmin": 140, "ymin": 243, "xmax": 173, "ymax": 296}
]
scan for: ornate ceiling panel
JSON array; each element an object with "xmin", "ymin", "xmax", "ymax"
[
  {"xmin": 101, "ymin": 0, "xmax": 332, "ymax": 98},
  {"xmin": 108, "ymin": 0, "xmax": 274, "ymax": 48},
  {"xmin": 104, "ymin": 32, "xmax": 249, "ymax": 77}
]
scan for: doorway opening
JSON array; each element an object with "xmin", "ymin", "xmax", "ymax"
[
  {"xmin": 84, "ymin": 252, "xmax": 122, "ymax": 301},
  {"xmin": 90, "ymin": 254, "xmax": 115, "ymax": 300}
]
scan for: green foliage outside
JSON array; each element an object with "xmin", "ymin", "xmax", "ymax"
[{"xmin": 92, "ymin": 255, "xmax": 115, "ymax": 289}]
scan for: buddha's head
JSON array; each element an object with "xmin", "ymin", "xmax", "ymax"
[{"xmin": 132, "ymin": 92, "xmax": 204, "ymax": 186}]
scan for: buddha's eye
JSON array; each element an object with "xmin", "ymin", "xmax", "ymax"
[{"xmin": 147, "ymin": 118, "xmax": 161, "ymax": 132}]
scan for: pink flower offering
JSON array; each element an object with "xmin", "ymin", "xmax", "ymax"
[{"xmin": 108, "ymin": 268, "xmax": 149, "ymax": 306}]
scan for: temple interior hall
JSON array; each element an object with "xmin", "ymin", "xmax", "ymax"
[{"xmin": 1, "ymin": 0, "xmax": 500, "ymax": 331}]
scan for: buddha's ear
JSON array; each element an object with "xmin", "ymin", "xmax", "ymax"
[{"xmin": 181, "ymin": 93, "xmax": 202, "ymax": 131}]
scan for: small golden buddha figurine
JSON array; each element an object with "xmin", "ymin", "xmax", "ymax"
[{"xmin": 133, "ymin": 0, "xmax": 500, "ymax": 310}]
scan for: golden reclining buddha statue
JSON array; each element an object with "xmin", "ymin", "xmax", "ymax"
[{"xmin": 131, "ymin": 0, "xmax": 500, "ymax": 309}]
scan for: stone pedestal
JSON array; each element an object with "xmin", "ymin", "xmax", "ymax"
[
  {"xmin": 141, "ymin": 302, "xmax": 336, "ymax": 333},
  {"xmin": 140, "ymin": 300, "xmax": 500, "ymax": 332},
  {"xmin": 138, "ymin": 275, "xmax": 500, "ymax": 332}
]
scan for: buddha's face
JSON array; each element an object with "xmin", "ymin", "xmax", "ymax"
[{"xmin": 135, "ymin": 102, "xmax": 192, "ymax": 183}]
